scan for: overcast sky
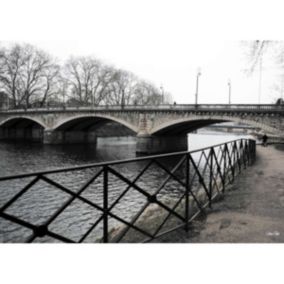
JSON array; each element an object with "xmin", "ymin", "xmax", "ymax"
[
  {"xmin": 2, "ymin": 0, "xmax": 284, "ymax": 282},
  {"xmin": 1, "ymin": 0, "xmax": 283, "ymax": 104}
]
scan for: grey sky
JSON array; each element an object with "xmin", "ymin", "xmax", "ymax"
[{"xmin": 1, "ymin": 0, "xmax": 283, "ymax": 104}]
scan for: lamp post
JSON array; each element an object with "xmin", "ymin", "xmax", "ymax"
[
  {"xmin": 228, "ymin": 79, "xmax": 231, "ymax": 104},
  {"xmin": 160, "ymin": 85, "xmax": 164, "ymax": 104},
  {"xmin": 195, "ymin": 68, "xmax": 201, "ymax": 105}
]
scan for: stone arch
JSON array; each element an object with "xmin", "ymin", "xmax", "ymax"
[
  {"xmin": 0, "ymin": 116, "xmax": 47, "ymax": 129},
  {"xmin": 150, "ymin": 115, "xmax": 279, "ymax": 135},
  {"xmin": 52, "ymin": 114, "xmax": 139, "ymax": 133},
  {"xmin": 0, "ymin": 116, "xmax": 46, "ymax": 142}
]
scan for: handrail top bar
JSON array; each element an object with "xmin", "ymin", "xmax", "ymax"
[
  {"xmin": 0, "ymin": 103, "xmax": 284, "ymax": 111},
  {"xmin": 0, "ymin": 138, "xmax": 254, "ymax": 181}
]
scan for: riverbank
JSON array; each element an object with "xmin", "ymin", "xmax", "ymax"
[{"xmin": 155, "ymin": 144, "xmax": 284, "ymax": 242}]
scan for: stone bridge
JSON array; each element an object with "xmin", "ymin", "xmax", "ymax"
[{"xmin": 0, "ymin": 104, "xmax": 283, "ymax": 153}]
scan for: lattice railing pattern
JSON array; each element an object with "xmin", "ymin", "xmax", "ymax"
[{"xmin": 0, "ymin": 139, "xmax": 256, "ymax": 243}]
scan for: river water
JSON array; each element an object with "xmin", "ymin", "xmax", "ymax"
[{"xmin": 0, "ymin": 132, "xmax": 253, "ymax": 242}]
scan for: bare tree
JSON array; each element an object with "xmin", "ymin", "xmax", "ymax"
[
  {"xmin": 132, "ymin": 80, "xmax": 163, "ymax": 105},
  {"xmin": 0, "ymin": 42, "xmax": 173, "ymax": 108},
  {"xmin": 38, "ymin": 63, "xmax": 61, "ymax": 107},
  {"xmin": 243, "ymin": 41, "xmax": 284, "ymax": 102},
  {"xmin": 243, "ymin": 40, "xmax": 272, "ymax": 74},
  {"xmin": 0, "ymin": 43, "xmax": 60, "ymax": 108},
  {"xmin": 64, "ymin": 56, "xmax": 115, "ymax": 106},
  {"xmin": 104, "ymin": 70, "xmax": 137, "ymax": 106},
  {"xmin": 0, "ymin": 44, "xmax": 25, "ymax": 107}
]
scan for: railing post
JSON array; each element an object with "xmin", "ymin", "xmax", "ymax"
[
  {"xmin": 246, "ymin": 139, "xmax": 250, "ymax": 167},
  {"xmin": 236, "ymin": 141, "xmax": 241, "ymax": 173},
  {"xmin": 103, "ymin": 166, "xmax": 109, "ymax": 243},
  {"xmin": 253, "ymin": 140, "xmax": 256, "ymax": 161},
  {"xmin": 185, "ymin": 153, "xmax": 190, "ymax": 232},
  {"xmin": 209, "ymin": 147, "xmax": 213, "ymax": 208},
  {"xmin": 223, "ymin": 144, "xmax": 227, "ymax": 193},
  {"xmin": 250, "ymin": 139, "xmax": 256, "ymax": 164},
  {"xmin": 231, "ymin": 142, "xmax": 235, "ymax": 182},
  {"xmin": 244, "ymin": 140, "xmax": 248, "ymax": 168},
  {"xmin": 240, "ymin": 139, "xmax": 244, "ymax": 169},
  {"xmin": 236, "ymin": 141, "xmax": 239, "ymax": 172},
  {"xmin": 249, "ymin": 140, "xmax": 251, "ymax": 162}
]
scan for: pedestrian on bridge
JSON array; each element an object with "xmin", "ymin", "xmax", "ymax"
[{"xmin": 262, "ymin": 134, "xmax": 268, "ymax": 147}]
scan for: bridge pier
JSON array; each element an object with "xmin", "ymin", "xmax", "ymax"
[
  {"xmin": 0, "ymin": 127, "xmax": 43, "ymax": 142},
  {"xmin": 43, "ymin": 130, "xmax": 97, "ymax": 144},
  {"xmin": 136, "ymin": 134, "xmax": 188, "ymax": 154}
]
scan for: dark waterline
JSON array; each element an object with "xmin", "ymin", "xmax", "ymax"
[
  {"xmin": 0, "ymin": 137, "xmax": 137, "ymax": 176},
  {"xmin": 0, "ymin": 133, "xmax": 252, "ymax": 176}
]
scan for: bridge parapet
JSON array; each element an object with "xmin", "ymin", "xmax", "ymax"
[
  {"xmin": 0, "ymin": 105, "xmax": 283, "ymax": 153},
  {"xmin": 1, "ymin": 103, "xmax": 284, "ymax": 113}
]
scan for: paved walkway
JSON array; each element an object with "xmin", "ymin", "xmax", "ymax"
[{"xmin": 157, "ymin": 144, "xmax": 284, "ymax": 243}]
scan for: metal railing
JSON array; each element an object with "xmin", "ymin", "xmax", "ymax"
[
  {"xmin": 0, "ymin": 139, "xmax": 256, "ymax": 243},
  {"xmin": 1, "ymin": 104, "xmax": 284, "ymax": 113}
]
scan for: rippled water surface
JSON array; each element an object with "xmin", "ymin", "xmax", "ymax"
[{"xmin": 0, "ymin": 133, "xmax": 253, "ymax": 242}]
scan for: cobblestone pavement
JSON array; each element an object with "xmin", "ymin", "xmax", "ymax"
[{"xmin": 154, "ymin": 144, "xmax": 284, "ymax": 243}]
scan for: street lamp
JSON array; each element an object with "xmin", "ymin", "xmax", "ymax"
[
  {"xmin": 195, "ymin": 68, "xmax": 201, "ymax": 105},
  {"xmin": 160, "ymin": 85, "xmax": 164, "ymax": 104},
  {"xmin": 228, "ymin": 79, "xmax": 231, "ymax": 104}
]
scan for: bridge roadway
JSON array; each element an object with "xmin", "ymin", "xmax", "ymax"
[
  {"xmin": 154, "ymin": 144, "xmax": 284, "ymax": 242},
  {"xmin": 0, "ymin": 104, "xmax": 283, "ymax": 154}
]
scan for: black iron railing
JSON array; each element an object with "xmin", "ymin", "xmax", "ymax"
[{"xmin": 0, "ymin": 139, "xmax": 256, "ymax": 243}]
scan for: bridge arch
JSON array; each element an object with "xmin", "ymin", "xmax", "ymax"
[
  {"xmin": 0, "ymin": 116, "xmax": 47, "ymax": 129},
  {"xmin": 150, "ymin": 115, "xmax": 279, "ymax": 135},
  {"xmin": 0, "ymin": 116, "xmax": 46, "ymax": 142},
  {"xmin": 52, "ymin": 114, "xmax": 139, "ymax": 134}
]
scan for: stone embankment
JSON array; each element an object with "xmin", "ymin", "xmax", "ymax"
[{"xmin": 156, "ymin": 144, "xmax": 284, "ymax": 242}]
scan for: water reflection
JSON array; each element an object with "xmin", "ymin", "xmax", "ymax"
[{"xmin": 0, "ymin": 137, "xmax": 137, "ymax": 176}]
